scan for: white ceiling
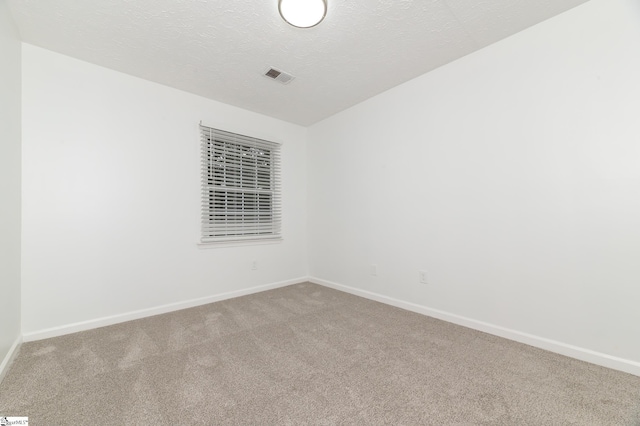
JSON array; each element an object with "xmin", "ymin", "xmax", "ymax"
[{"xmin": 7, "ymin": 0, "xmax": 589, "ymax": 126}]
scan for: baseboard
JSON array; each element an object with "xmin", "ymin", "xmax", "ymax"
[
  {"xmin": 23, "ymin": 276, "xmax": 309, "ymax": 342},
  {"xmin": 0, "ymin": 335, "xmax": 22, "ymax": 385},
  {"xmin": 310, "ymin": 277, "xmax": 640, "ymax": 377}
]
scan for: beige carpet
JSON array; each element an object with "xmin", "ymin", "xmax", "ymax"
[{"xmin": 1, "ymin": 282, "xmax": 639, "ymax": 425}]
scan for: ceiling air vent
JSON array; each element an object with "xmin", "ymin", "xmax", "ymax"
[{"xmin": 263, "ymin": 67, "xmax": 295, "ymax": 85}]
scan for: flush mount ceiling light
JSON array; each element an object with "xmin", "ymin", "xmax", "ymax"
[{"xmin": 279, "ymin": 0, "xmax": 327, "ymax": 28}]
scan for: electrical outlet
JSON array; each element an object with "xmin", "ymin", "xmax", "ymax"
[
  {"xmin": 419, "ymin": 270, "xmax": 427, "ymax": 284},
  {"xmin": 370, "ymin": 264, "xmax": 377, "ymax": 276},
  {"xmin": 252, "ymin": 261, "xmax": 258, "ymax": 270}
]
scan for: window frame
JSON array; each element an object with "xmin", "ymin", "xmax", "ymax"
[{"xmin": 199, "ymin": 124, "xmax": 282, "ymax": 245}]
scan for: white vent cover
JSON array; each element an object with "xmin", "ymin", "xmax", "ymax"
[{"xmin": 263, "ymin": 67, "xmax": 295, "ymax": 85}]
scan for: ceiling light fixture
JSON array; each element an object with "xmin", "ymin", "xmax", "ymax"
[{"xmin": 279, "ymin": 0, "xmax": 327, "ymax": 28}]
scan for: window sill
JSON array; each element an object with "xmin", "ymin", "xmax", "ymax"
[{"xmin": 197, "ymin": 238, "xmax": 283, "ymax": 249}]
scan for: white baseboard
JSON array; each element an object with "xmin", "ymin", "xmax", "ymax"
[
  {"xmin": 0, "ymin": 335, "xmax": 22, "ymax": 385},
  {"xmin": 23, "ymin": 277, "xmax": 309, "ymax": 342},
  {"xmin": 310, "ymin": 277, "xmax": 640, "ymax": 377}
]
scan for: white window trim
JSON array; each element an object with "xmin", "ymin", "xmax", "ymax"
[
  {"xmin": 197, "ymin": 238, "xmax": 283, "ymax": 249},
  {"xmin": 199, "ymin": 124, "xmax": 282, "ymax": 245}
]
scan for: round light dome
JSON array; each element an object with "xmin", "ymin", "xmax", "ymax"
[{"xmin": 279, "ymin": 0, "xmax": 327, "ymax": 28}]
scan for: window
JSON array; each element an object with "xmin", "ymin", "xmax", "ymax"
[{"xmin": 200, "ymin": 125, "xmax": 281, "ymax": 243}]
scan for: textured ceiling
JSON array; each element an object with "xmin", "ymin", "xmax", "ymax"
[{"xmin": 7, "ymin": 0, "xmax": 590, "ymax": 126}]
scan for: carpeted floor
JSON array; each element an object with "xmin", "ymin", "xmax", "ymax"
[{"xmin": 1, "ymin": 282, "xmax": 639, "ymax": 425}]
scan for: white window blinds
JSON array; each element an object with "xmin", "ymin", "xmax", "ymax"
[{"xmin": 200, "ymin": 125, "xmax": 282, "ymax": 243}]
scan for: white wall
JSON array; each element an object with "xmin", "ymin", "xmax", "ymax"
[
  {"xmin": 308, "ymin": 0, "xmax": 640, "ymax": 372},
  {"xmin": 0, "ymin": 0, "xmax": 22, "ymax": 376},
  {"xmin": 21, "ymin": 44, "xmax": 308, "ymax": 336}
]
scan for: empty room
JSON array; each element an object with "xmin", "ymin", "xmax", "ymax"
[{"xmin": 1, "ymin": 0, "xmax": 639, "ymax": 424}]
